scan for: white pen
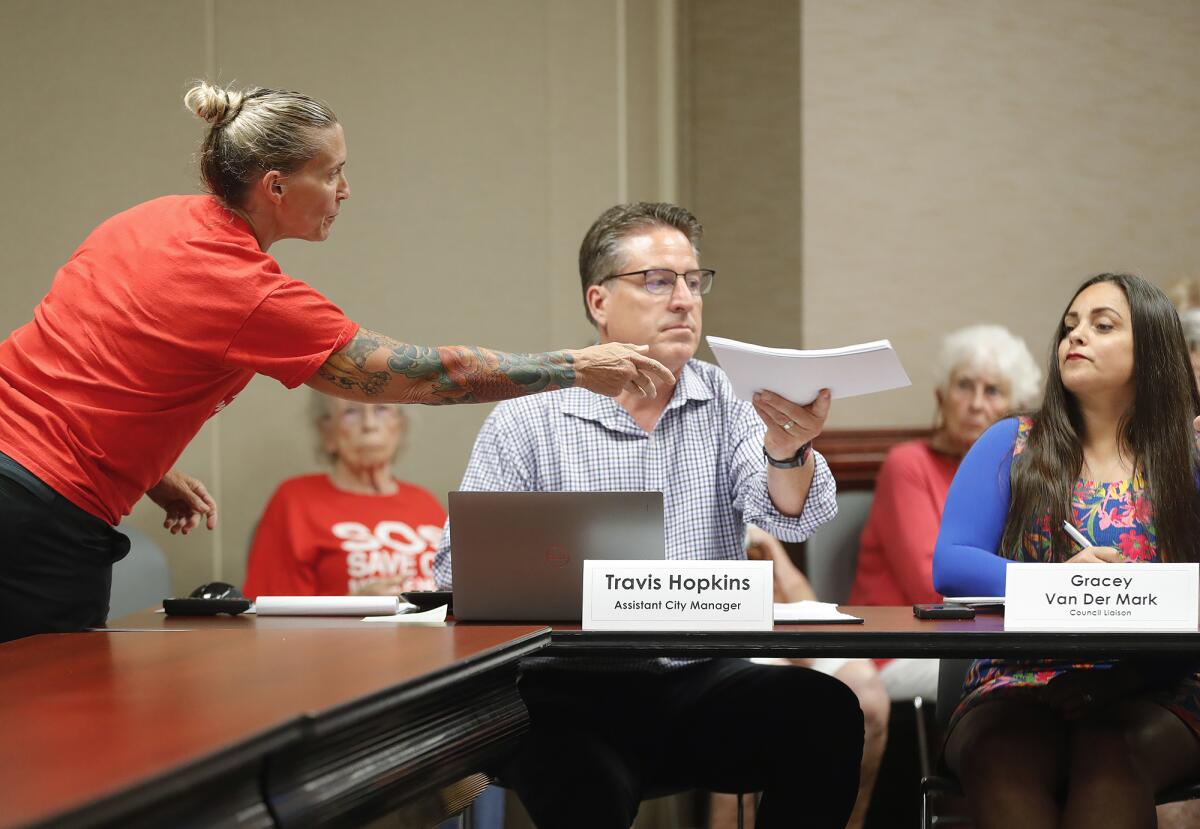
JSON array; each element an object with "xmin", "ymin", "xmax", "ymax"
[{"xmin": 1062, "ymin": 521, "xmax": 1093, "ymax": 549}]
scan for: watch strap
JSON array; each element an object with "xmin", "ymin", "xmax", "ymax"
[{"xmin": 764, "ymin": 441, "xmax": 812, "ymax": 469}]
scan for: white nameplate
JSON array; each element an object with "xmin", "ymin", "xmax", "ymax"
[
  {"xmin": 1005, "ymin": 563, "xmax": 1199, "ymax": 632},
  {"xmin": 582, "ymin": 560, "xmax": 774, "ymax": 631}
]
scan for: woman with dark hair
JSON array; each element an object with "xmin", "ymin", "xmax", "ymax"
[{"xmin": 933, "ymin": 273, "xmax": 1200, "ymax": 828}]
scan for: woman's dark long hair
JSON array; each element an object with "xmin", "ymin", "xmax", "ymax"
[{"xmin": 1000, "ymin": 273, "xmax": 1200, "ymax": 563}]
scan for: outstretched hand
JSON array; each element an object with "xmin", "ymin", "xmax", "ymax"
[
  {"xmin": 572, "ymin": 342, "xmax": 676, "ymax": 399},
  {"xmin": 147, "ymin": 470, "xmax": 218, "ymax": 535}
]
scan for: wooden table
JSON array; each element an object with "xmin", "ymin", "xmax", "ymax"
[
  {"xmin": 8, "ymin": 606, "xmax": 1199, "ymax": 828},
  {"xmin": 0, "ymin": 612, "xmax": 547, "ymax": 829}
]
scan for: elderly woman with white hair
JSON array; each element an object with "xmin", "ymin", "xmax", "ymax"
[
  {"xmin": 848, "ymin": 324, "xmax": 1041, "ymax": 700},
  {"xmin": 243, "ymin": 393, "xmax": 445, "ymax": 599}
]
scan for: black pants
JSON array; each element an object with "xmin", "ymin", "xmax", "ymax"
[
  {"xmin": 502, "ymin": 658, "xmax": 864, "ymax": 829},
  {"xmin": 0, "ymin": 470, "xmax": 130, "ymax": 643}
]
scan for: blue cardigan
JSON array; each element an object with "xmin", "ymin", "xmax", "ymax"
[{"xmin": 932, "ymin": 418, "xmax": 1020, "ymax": 597}]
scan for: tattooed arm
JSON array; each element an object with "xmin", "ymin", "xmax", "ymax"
[{"xmin": 306, "ymin": 327, "xmax": 675, "ymax": 404}]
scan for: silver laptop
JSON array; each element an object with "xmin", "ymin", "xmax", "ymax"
[{"xmin": 449, "ymin": 491, "xmax": 666, "ymax": 621}]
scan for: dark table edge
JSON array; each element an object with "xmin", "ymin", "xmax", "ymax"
[
  {"xmin": 544, "ymin": 629, "xmax": 1200, "ymax": 659},
  {"xmin": 17, "ymin": 626, "xmax": 553, "ymax": 829},
  {"xmin": 307, "ymin": 626, "xmax": 550, "ymax": 737}
]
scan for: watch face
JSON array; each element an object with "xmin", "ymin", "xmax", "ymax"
[{"xmin": 797, "ymin": 441, "xmax": 812, "ymax": 465}]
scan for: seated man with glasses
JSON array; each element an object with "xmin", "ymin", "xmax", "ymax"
[{"xmin": 434, "ymin": 202, "xmax": 863, "ymax": 828}]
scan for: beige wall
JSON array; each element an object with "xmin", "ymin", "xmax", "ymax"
[
  {"xmin": 3, "ymin": 0, "xmax": 1199, "ymax": 593},
  {"xmin": 681, "ymin": 0, "xmax": 803, "ymax": 362},
  {"xmin": 802, "ymin": 0, "xmax": 1200, "ymax": 427}
]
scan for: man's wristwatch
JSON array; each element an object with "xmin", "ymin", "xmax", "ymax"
[{"xmin": 764, "ymin": 441, "xmax": 812, "ymax": 469}]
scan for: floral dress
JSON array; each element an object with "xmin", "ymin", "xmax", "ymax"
[{"xmin": 950, "ymin": 417, "xmax": 1200, "ymax": 738}]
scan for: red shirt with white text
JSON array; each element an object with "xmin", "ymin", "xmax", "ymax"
[{"xmin": 243, "ymin": 474, "xmax": 447, "ymax": 599}]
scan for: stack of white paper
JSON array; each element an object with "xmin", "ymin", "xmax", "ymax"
[
  {"xmin": 773, "ymin": 600, "xmax": 862, "ymax": 623},
  {"xmin": 707, "ymin": 335, "xmax": 911, "ymax": 404},
  {"xmin": 255, "ymin": 596, "xmax": 401, "ymax": 616},
  {"xmin": 362, "ymin": 605, "xmax": 449, "ymax": 624}
]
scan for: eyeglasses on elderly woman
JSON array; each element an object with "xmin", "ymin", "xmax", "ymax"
[{"xmin": 329, "ymin": 403, "xmax": 403, "ymax": 424}]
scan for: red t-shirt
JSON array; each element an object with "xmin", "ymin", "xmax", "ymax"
[
  {"xmin": 242, "ymin": 474, "xmax": 447, "ymax": 599},
  {"xmin": 848, "ymin": 440, "xmax": 960, "ymax": 606},
  {"xmin": 0, "ymin": 195, "xmax": 357, "ymax": 524}
]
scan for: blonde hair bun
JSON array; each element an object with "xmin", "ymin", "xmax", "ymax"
[
  {"xmin": 184, "ymin": 81, "xmax": 244, "ymax": 128},
  {"xmin": 185, "ymin": 80, "xmax": 337, "ymax": 204}
]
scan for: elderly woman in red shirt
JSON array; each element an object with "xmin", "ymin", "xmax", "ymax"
[
  {"xmin": 243, "ymin": 396, "xmax": 445, "ymax": 599},
  {"xmin": 848, "ymin": 324, "xmax": 1040, "ymax": 700}
]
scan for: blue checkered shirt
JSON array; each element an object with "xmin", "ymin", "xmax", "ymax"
[{"xmin": 434, "ymin": 358, "xmax": 838, "ymax": 671}]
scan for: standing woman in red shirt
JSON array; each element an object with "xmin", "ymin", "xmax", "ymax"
[{"xmin": 0, "ymin": 81, "xmax": 673, "ymax": 643}]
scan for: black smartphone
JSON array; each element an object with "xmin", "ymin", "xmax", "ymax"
[
  {"xmin": 912, "ymin": 603, "xmax": 976, "ymax": 620},
  {"xmin": 162, "ymin": 598, "xmax": 251, "ymax": 616}
]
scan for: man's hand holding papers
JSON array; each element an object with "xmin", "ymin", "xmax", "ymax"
[{"xmin": 754, "ymin": 388, "xmax": 830, "ymax": 464}]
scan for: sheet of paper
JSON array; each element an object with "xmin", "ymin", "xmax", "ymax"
[
  {"xmin": 158, "ymin": 604, "xmax": 418, "ymax": 616},
  {"xmin": 943, "ymin": 596, "xmax": 1005, "ymax": 607},
  {"xmin": 361, "ymin": 605, "xmax": 449, "ymax": 624},
  {"xmin": 707, "ymin": 335, "xmax": 911, "ymax": 403},
  {"xmin": 87, "ymin": 627, "xmax": 193, "ymax": 632},
  {"xmin": 255, "ymin": 596, "xmax": 401, "ymax": 616},
  {"xmin": 773, "ymin": 600, "xmax": 861, "ymax": 623}
]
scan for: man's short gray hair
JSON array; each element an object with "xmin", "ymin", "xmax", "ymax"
[
  {"xmin": 934, "ymin": 324, "xmax": 1042, "ymax": 409},
  {"xmin": 578, "ymin": 202, "xmax": 703, "ymax": 324}
]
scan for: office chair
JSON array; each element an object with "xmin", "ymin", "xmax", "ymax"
[
  {"xmin": 802, "ymin": 490, "xmax": 874, "ymax": 603},
  {"xmin": 109, "ymin": 524, "xmax": 171, "ymax": 618},
  {"xmin": 913, "ymin": 659, "xmax": 972, "ymax": 828},
  {"xmin": 915, "ymin": 659, "xmax": 1200, "ymax": 828}
]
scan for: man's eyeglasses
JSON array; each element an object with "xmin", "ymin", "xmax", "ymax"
[{"xmin": 600, "ymin": 268, "xmax": 716, "ymax": 296}]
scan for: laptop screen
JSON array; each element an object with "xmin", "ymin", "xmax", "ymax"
[{"xmin": 449, "ymin": 491, "xmax": 666, "ymax": 621}]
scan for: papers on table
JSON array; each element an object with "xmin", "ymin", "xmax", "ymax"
[
  {"xmin": 773, "ymin": 600, "xmax": 863, "ymax": 624},
  {"xmin": 87, "ymin": 626, "xmax": 192, "ymax": 632},
  {"xmin": 362, "ymin": 605, "xmax": 449, "ymax": 624},
  {"xmin": 706, "ymin": 335, "xmax": 911, "ymax": 404},
  {"xmin": 943, "ymin": 596, "xmax": 1005, "ymax": 607},
  {"xmin": 255, "ymin": 596, "xmax": 402, "ymax": 616}
]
